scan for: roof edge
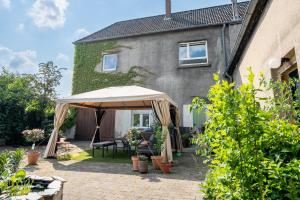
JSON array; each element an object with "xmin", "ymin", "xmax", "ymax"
[
  {"xmin": 226, "ymin": 0, "xmax": 269, "ymax": 76},
  {"xmin": 73, "ymin": 20, "xmax": 243, "ymax": 45}
]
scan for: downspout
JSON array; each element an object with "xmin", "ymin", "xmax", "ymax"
[{"xmin": 221, "ymin": 23, "xmax": 233, "ymax": 82}]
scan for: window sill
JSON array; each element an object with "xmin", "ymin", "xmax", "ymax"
[{"xmin": 177, "ymin": 63, "xmax": 211, "ymax": 69}]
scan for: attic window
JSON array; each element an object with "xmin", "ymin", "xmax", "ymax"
[
  {"xmin": 102, "ymin": 54, "xmax": 118, "ymax": 71},
  {"xmin": 179, "ymin": 41, "xmax": 208, "ymax": 66}
]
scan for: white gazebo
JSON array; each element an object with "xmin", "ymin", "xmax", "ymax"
[{"xmin": 44, "ymin": 86, "xmax": 183, "ymax": 163}]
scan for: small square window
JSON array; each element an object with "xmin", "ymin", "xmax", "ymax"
[
  {"xmin": 132, "ymin": 110, "xmax": 152, "ymax": 128},
  {"xmin": 102, "ymin": 54, "xmax": 117, "ymax": 71},
  {"xmin": 179, "ymin": 41, "xmax": 208, "ymax": 66}
]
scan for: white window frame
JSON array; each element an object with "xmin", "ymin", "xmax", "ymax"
[
  {"xmin": 102, "ymin": 53, "xmax": 118, "ymax": 71},
  {"xmin": 132, "ymin": 110, "xmax": 152, "ymax": 129},
  {"xmin": 179, "ymin": 41, "xmax": 208, "ymax": 65}
]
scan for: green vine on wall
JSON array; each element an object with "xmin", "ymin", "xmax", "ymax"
[{"xmin": 73, "ymin": 41, "xmax": 152, "ymax": 95}]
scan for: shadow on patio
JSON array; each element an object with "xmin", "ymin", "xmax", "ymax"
[{"xmin": 25, "ymin": 152, "xmax": 207, "ymax": 183}]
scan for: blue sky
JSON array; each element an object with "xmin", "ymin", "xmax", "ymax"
[{"xmin": 0, "ymin": 0, "xmax": 237, "ymax": 97}]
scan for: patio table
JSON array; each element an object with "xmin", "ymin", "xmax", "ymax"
[{"xmin": 92, "ymin": 141, "xmax": 117, "ymax": 158}]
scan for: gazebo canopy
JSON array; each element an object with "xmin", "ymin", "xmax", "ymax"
[
  {"xmin": 44, "ymin": 86, "xmax": 182, "ymax": 162},
  {"xmin": 57, "ymin": 85, "xmax": 178, "ymax": 109}
]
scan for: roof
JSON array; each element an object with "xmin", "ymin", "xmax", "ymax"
[
  {"xmin": 226, "ymin": 0, "xmax": 269, "ymax": 76},
  {"xmin": 57, "ymin": 85, "xmax": 178, "ymax": 109},
  {"xmin": 74, "ymin": 1, "xmax": 250, "ymax": 44}
]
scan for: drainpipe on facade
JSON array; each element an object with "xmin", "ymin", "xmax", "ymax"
[{"xmin": 221, "ymin": 23, "xmax": 233, "ymax": 82}]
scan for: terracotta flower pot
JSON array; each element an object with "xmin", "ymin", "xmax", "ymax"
[
  {"xmin": 159, "ymin": 162, "xmax": 172, "ymax": 174},
  {"xmin": 138, "ymin": 160, "xmax": 148, "ymax": 174},
  {"xmin": 27, "ymin": 150, "xmax": 40, "ymax": 165},
  {"xmin": 131, "ymin": 156, "xmax": 139, "ymax": 171},
  {"xmin": 151, "ymin": 156, "xmax": 163, "ymax": 170}
]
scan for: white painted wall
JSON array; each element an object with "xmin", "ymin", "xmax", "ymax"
[
  {"xmin": 115, "ymin": 110, "xmax": 132, "ymax": 137},
  {"xmin": 183, "ymin": 104, "xmax": 193, "ymax": 127},
  {"xmin": 114, "ymin": 110, "xmax": 154, "ymax": 137},
  {"xmin": 233, "ymin": 0, "xmax": 300, "ymax": 87}
]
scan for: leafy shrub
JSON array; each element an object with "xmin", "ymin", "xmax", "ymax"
[
  {"xmin": 152, "ymin": 122, "xmax": 164, "ymax": 154},
  {"xmin": 0, "ymin": 149, "xmax": 31, "ymax": 198},
  {"xmin": 191, "ymin": 71, "xmax": 300, "ymax": 199}
]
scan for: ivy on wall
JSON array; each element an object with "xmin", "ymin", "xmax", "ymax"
[{"xmin": 73, "ymin": 41, "xmax": 151, "ymax": 95}]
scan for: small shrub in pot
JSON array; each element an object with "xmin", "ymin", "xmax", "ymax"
[
  {"xmin": 126, "ymin": 128, "xmax": 141, "ymax": 171},
  {"xmin": 138, "ymin": 155, "xmax": 148, "ymax": 174},
  {"xmin": 151, "ymin": 123, "xmax": 164, "ymax": 170},
  {"xmin": 22, "ymin": 129, "xmax": 44, "ymax": 165}
]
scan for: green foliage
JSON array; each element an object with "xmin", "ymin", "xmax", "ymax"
[
  {"xmin": 139, "ymin": 155, "xmax": 148, "ymax": 161},
  {"xmin": 0, "ymin": 62, "xmax": 63, "ymax": 145},
  {"xmin": 191, "ymin": 69, "xmax": 300, "ymax": 199},
  {"xmin": 152, "ymin": 122, "xmax": 164, "ymax": 154},
  {"xmin": 126, "ymin": 128, "xmax": 141, "ymax": 147},
  {"xmin": 0, "ymin": 149, "xmax": 31, "ymax": 198},
  {"xmin": 0, "ymin": 69, "xmax": 36, "ymax": 144},
  {"xmin": 60, "ymin": 108, "xmax": 77, "ymax": 134},
  {"xmin": 73, "ymin": 42, "xmax": 151, "ymax": 94}
]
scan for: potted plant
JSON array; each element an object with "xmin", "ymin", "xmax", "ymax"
[
  {"xmin": 151, "ymin": 123, "xmax": 164, "ymax": 170},
  {"xmin": 138, "ymin": 155, "xmax": 148, "ymax": 173},
  {"xmin": 22, "ymin": 129, "xmax": 44, "ymax": 165},
  {"xmin": 151, "ymin": 122, "xmax": 172, "ymax": 174},
  {"xmin": 127, "ymin": 128, "xmax": 141, "ymax": 171},
  {"xmin": 58, "ymin": 130, "xmax": 67, "ymax": 142}
]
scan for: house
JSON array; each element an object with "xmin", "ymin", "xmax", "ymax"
[
  {"xmin": 72, "ymin": 0, "xmax": 250, "ymax": 140},
  {"xmin": 226, "ymin": 0, "xmax": 300, "ymax": 87}
]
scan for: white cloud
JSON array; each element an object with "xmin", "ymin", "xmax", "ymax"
[
  {"xmin": 0, "ymin": 45, "xmax": 38, "ymax": 74},
  {"xmin": 28, "ymin": 0, "xmax": 69, "ymax": 29},
  {"xmin": 0, "ymin": 0, "xmax": 11, "ymax": 9},
  {"xmin": 73, "ymin": 28, "xmax": 90, "ymax": 40},
  {"xmin": 16, "ymin": 23, "xmax": 25, "ymax": 32},
  {"xmin": 56, "ymin": 53, "xmax": 69, "ymax": 63}
]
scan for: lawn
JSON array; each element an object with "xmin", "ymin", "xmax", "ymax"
[{"xmin": 58, "ymin": 149, "xmax": 131, "ymax": 164}]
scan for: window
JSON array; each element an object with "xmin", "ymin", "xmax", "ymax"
[
  {"xmin": 102, "ymin": 54, "xmax": 118, "ymax": 71},
  {"xmin": 179, "ymin": 41, "xmax": 208, "ymax": 66},
  {"xmin": 132, "ymin": 111, "xmax": 152, "ymax": 128}
]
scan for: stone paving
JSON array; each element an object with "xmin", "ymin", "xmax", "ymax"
[{"xmin": 2, "ymin": 142, "xmax": 207, "ymax": 200}]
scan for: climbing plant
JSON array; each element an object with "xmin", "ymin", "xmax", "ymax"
[{"xmin": 73, "ymin": 41, "xmax": 151, "ymax": 94}]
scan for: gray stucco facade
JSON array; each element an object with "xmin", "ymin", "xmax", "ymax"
[{"xmin": 95, "ymin": 24, "xmax": 241, "ymax": 125}]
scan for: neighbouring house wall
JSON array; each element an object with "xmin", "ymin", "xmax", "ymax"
[{"xmin": 233, "ymin": 0, "xmax": 300, "ymax": 87}]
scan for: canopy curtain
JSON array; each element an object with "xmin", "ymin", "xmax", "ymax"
[
  {"xmin": 152, "ymin": 100, "xmax": 173, "ymax": 163},
  {"xmin": 90, "ymin": 109, "xmax": 106, "ymax": 147},
  {"xmin": 44, "ymin": 103, "xmax": 69, "ymax": 158},
  {"xmin": 170, "ymin": 107, "xmax": 183, "ymax": 152}
]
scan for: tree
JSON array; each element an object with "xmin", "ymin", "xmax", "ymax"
[
  {"xmin": 0, "ymin": 68, "xmax": 36, "ymax": 144},
  {"xmin": 0, "ymin": 62, "xmax": 65, "ymax": 144},
  {"xmin": 33, "ymin": 61, "xmax": 64, "ymax": 108}
]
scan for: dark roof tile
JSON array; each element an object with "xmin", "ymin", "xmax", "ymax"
[{"xmin": 75, "ymin": 1, "xmax": 249, "ymax": 43}]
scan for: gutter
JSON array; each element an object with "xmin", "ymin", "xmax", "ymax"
[
  {"xmin": 225, "ymin": 0, "xmax": 269, "ymax": 78},
  {"xmin": 73, "ymin": 20, "xmax": 244, "ymax": 45}
]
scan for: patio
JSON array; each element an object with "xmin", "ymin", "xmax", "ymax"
[{"xmin": 17, "ymin": 141, "xmax": 206, "ymax": 200}]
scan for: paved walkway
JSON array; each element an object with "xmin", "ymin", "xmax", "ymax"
[{"xmin": 2, "ymin": 142, "xmax": 207, "ymax": 200}]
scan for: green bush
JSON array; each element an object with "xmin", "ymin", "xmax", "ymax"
[
  {"xmin": 191, "ymin": 70, "xmax": 300, "ymax": 199},
  {"xmin": 0, "ymin": 149, "xmax": 31, "ymax": 198}
]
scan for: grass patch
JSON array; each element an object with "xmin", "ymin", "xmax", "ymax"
[{"xmin": 61, "ymin": 149, "xmax": 131, "ymax": 164}]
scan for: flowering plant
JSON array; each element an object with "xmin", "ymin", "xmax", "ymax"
[{"xmin": 22, "ymin": 129, "xmax": 44, "ymax": 150}]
